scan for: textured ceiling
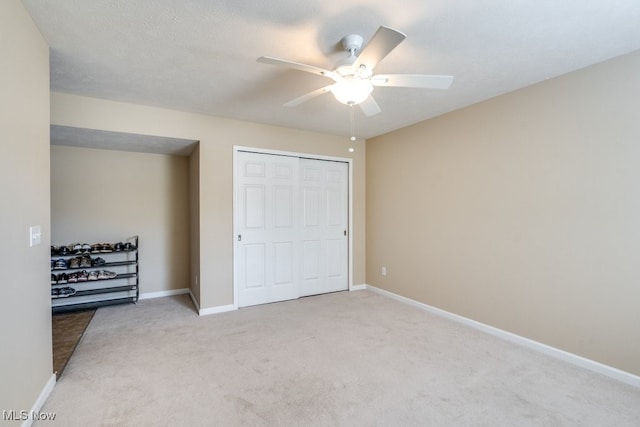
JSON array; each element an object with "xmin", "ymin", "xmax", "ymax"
[
  {"xmin": 23, "ymin": 0, "xmax": 640, "ymax": 142},
  {"xmin": 51, "ymin": 125, "xmax": 198, "ymax": 156}
]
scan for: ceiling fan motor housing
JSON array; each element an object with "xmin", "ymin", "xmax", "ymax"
[
  {"xmin": 337, "ymin": 34, "xmax": 369, "ymax": 77},
  {"xmin": 341, "ymin": 34, "xmax": 364, "ymax": 55}
]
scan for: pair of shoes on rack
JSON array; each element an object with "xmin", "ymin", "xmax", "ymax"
[
  {"xmin": 52, "ymin": 273, "xmax": 69, "ymax": 284},
  {"xmin": 67, "ymin": 271, "xmax": 88, "ymax": 282},
  {"xmin": 91, "ymin": 243, "xmax": 111, "ymax": 253},
  {"xmin": 77, "ymin": 270, "xmax": 89, "ymax": 282},
  {"xmin": 58, "ymin": 255, "xmax": 104, "ymax": 270},
  {"xmin": 66, "ymin": 269, "xmax": 117, "ymax": 282},
  {"xmin": 97, "ymin": 270, "xmax": 118, "ymax": 280},
  {"xmin": 67, "ymin": 255, "xmax": 92, "ymax": 269},
  {"xmin": 91, "ymin": 243, "xmax": 114, "ymax": 253},
  {"xmin": 68, "ymin": 243, "xmax": 91, "ymax": 255},
  {"xmin": 51, "ymin": 243, "xmax": 90, "ymax": 255},
  {"xmin": 113, "ymin": 242, "xmax": 136, "ymax": 251},
  {"xmin": 52, "ymin": 258, "xmax": 67, "ymax": 270},
  {"xmin": 51, "ymin": 245, "xmax": 70, "ymax": 256},
  {"xmin": 52, "ymin": 286, "xmax": 76, "ymax": 298}
]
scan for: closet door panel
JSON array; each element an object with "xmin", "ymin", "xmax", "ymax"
[
  {"xmin": 299, "ymin": 159, "xmax": 349, "ymax": 297},
  {"xmin": 237, "ymin": 152, "xmax": 300, "ymax": 307}
]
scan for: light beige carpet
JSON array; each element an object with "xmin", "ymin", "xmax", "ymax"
[{"xmin": 38, "ymin": 291, "xmax": 640, "ymax": 426}]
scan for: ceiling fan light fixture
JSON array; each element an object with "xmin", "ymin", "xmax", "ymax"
[
  {"xmin": 257, "ymin": 25, "xmax": 453, "ymax": 114},
  {"xmin": 330, "ymin": 78, "xmax": 373, "ymax": 105}
]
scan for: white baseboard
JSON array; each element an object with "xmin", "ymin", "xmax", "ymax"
[
  {"xmin": 198, "ymin": 304, "xmax": 237, "ymax": 316},
  {"xmin": 349, "ymin": 284, "xmax": 367, "ymax": 291},
  {"xmin": 22, "ymin": 373, "xmax": 56, "ymax": 427},
  {"xmin": 188, "ymin": 289, "xmax": 237, "ymax": 316},
  {"xmin": 139, "ymin": 288, "xmax": 190, "ymax": 300},
  {"xmin": 364, "ymin": 284, "xmax": 640, "ymax": 389}
]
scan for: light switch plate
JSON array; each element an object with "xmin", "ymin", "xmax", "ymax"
[{"xmin": 29, "ymin": 225, "xmax": 41, "ymax": 247}]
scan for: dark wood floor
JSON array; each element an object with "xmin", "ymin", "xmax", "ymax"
[{"xmin": 52, "ymin": 309, "xmax": 96, "ymax": 377}]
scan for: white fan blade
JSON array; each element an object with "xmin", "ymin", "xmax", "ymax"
[
  {"xmin": 257, "ymin": 56, "xmax": 335, "ymax": 79},
  {"xmin": 371, "ymin": 74, "xmax": 454, "ymax": 89},
  {"xmin": 359, "ymin": 96, "xmax": 381, "ymax": 116},
  {"xmin": 284, "ymin": 85, "xmax": 333, "ymax": 107},
  {"xmin": 353, "ymin": 26, "xmax": 406, "ymax": 71}
]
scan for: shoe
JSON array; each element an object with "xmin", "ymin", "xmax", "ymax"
[
  {"xmin": 80, "ymin": 256, "xmax": 92, "ymax": 268},
  {"xmin": 123, "ymin": 242, "xmax": 136, "ymax": 251},
  {"xmin": 67, "ymin": 273, "xmax": 78, "ymax": 283},
  {"xmin": 77, "ymin": 270, "xmax": 89, "ymax": 281},
  {"xmin": 92, "ymin": 257, "xmax": 106, "ymax": 266},
  {"xmin": 51, "ymin": 288, "xmax": 60, "ymax": 297},
  {"xmin": 58, "ymin": 273, "xmax": 68, "ymax": 284},
  {"xmin": 98, "ymin": 270, "xmax": 117, "ymax": 280},
  {"xmin": 53, "ymin": 258, "xmax": 67, "ymax": 270},
  {"xmin": 81, "ymin": 243, "xmax": 91, "ymax": 254},
  {"xmin": 68, "ymin": 257, "xmax": 81, "ymax": 269},
  {"xmin": 101, "ymin": 243, "xmax": 114, "ymax": 253},
  {"xmin": 91, "ymin": 244, "xmax": 102, "ymax": 253},
  {"xmin": 58, "ymin": 286, "xmax": 76, "ymax": 297},
  {"xmin": 51, "ymin": 274, "xmax": 57, "ymax": 284},
  {"xmin": 58, "ymin": 245, "xmax": 69, "ymax": 256},
  {"xmin": 51, "ymin": 246, "xmax": 59, "ymax": 256},
  {"xmin": 87, "ymin": 271, "xmax": 99, "ymax": 281},
  {"xmin": 71, "ymin": 243, "xmax": 83, "ymax": 254}
]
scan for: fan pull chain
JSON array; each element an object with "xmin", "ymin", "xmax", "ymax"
[{"xmin": 349, "ymin": 105, "xmax": 356, "ymax": 141}]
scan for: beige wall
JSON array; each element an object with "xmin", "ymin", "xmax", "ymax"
[
  {"xmin": 50, "ymin": 93, "xmax": 366, "ymax": 310},
  {"xmin": 0, "ymin": 0, "xmax": 53, "ymax": 417},
  {"xmin": 50, "ymin": 145, "xmax": 190, "ymax": 295},
  {"xmin": 189, "ymin": 145, "xmax": 201, "ymax": 303},
  {"xmin": 367, "ymin": 50, "xmax": 640, "ymax": 375}
]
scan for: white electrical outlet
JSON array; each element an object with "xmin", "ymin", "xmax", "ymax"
[
  {"xmin": 381, "ymin": 266, "xmax": 387, "ymax": 276},
  {"xmin": 29, "ymin": 225, "xmax": 41, "ymax": 247}
]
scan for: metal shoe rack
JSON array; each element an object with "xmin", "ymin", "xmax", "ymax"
[{"xmin": 51, "ymin": 236, "xmax": 139, "ymax": 314}]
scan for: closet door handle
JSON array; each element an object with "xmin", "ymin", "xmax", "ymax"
[{"xmin": 238, "ymin": 234, "xmax": 242, "ymax": 242}]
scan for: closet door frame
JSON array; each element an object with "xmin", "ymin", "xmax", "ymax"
[{"xmin": 232, "ymin": 145, "xmax": 354, "ymax": 308}]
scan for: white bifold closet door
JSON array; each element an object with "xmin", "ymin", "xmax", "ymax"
[{"xmin": 236, "ymin": 151, "xmax": 348, "ymax": 307}]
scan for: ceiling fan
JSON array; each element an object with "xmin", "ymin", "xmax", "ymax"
[{"xmin": 257, "ymin": 26, "xmax": 454, "ymax": 116}]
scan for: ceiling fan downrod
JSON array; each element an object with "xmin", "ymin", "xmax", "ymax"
[{"xmin": 341, "ymin": 34, "xmax": 364, "ymax": 58}]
